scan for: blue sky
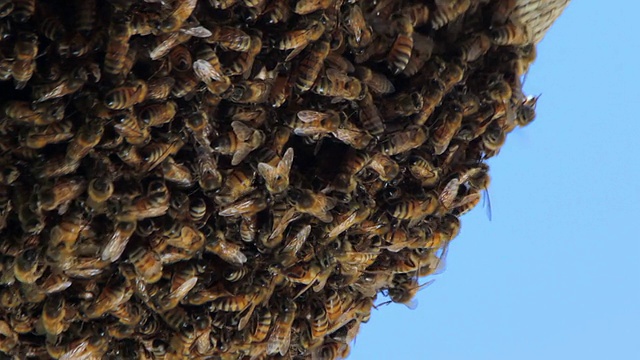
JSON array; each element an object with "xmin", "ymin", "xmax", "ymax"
[{"xmin": 350, "ymin": 2, "xmax": 640, "ymax": 359}]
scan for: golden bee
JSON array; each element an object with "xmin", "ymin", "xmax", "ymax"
[
  {"xmin": 431, "ymin": 0, "xmax": 471, "ymax": 30},
  {"xmin": 38, "ymin": 177, "xmax": 87, "ymax": 212},
  {"xmin": 291, "ymin": 110, "xmax": 342, "ymax": 141},
  {"xmin": 138, "ymin": 101, "xmax": 177, "ymax": 127},
  {"xmin": 354, "ymin": 66, "xmax": 395, "ymax": 95},
  {"xmin": 14, "ymin": 249, "xmax": 45, "ymax": 284},
  {"xmin": 287, "ymin": 188, "xmax": 337, "ymax": 223},
  {"xmin": 205, "ymin": 230, "xmax": 248, "ymax": 266},
  {"xmin": 293, "ymin": 39, "xmax": 330, "ymax": 93},
  {"xmin": 390, "ymin": 192, "xmax": 439, "ymax": 226},
  {"xmin": 267, "ymin": 299, "xmax": 297, "ymax": 356},
  {"xmin": 409, "ymin": 154, "xmax": 440, "ymax": 188},
  {"xmin": 387, "ymin": 15, "xmax": 414, "ymax": 75},
  {"xmin": 195, "ymin": 145, "xmax": 223, "ymax": 192},
  {"xmin": 358, "ymin": 90, "xmax": 385, "ymax": 137},
  {"xmin": 23, "ymin": 119, "xmax": 74, "ymax": 149},
  {"xmin": 212, "ymin": 121, "xmax": 265, "ymax": 166},
  {"xmin": 431, "ymin": 103, "xmax": 464, "ymax": 155},
  {"xmin": 100, "ymin": 221, "xmax": 137, "ymax": 263},
  {"xmin": 157, "ymin": 0, "xmax": 198, "ymax": 33},
  {"xmin": 516, "ymin": 95, "xmax": 539, "ymax": 127},
  {"xmin": 344, "ymin": 3, "xmax": 372, "ymax": 50},
  {"xmin": 65, "ymin": 120, "xmax": 104, "ymax": 164},
  {"xmin": 277, "ymin": 20, "xmax": 325, "ymax": 61},
  {"xmin": 380, "ymin": 126, "xmax": 428, "ymax": 156},
  {"xmin": 257, "ymin": 147, "xmax": 294, "ymax": 194},
  {"xmin": 116, "ymin": 180, "xmax": 170, "ymax": 221},
  {"xmin": 206, "ymin": 25, "xmax": 252, "ymax": 52},
  {"xmin": 104, "ymin": 79, "xmax": 148, "ymax": 110},
  {"xmin": 312, "ymin": 68, "xmax": 365, "ymax": 102}
]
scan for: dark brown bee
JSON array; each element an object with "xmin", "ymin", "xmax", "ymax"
[
  {"xmin": 104, "ymin": 80, "xmax": 148, "ymax": 110},
  {"xmin": 294, "ymin": 39, "xmax": 330, "ymax": 93},
  {"xmin": 12, "ymin": 0, "xmax": 35, "ymax": 23}
]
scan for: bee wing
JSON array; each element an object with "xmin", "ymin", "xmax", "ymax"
[
  {"xmin": 270, "ymin": 207, "xmax": 299, "ymax": 240},
  {"xmin": 150, "ymin": 33, "xmax": 181, "ymax": 60},
  {"xmin": 218, "ymin": 194, "xmax": 261, "ymax": 218},
  {"xmin": 257, "ymin": 162, "xmax": 276, "ymax": 183},
  {"xmin": 284, "ymin": 44, "xmax": 307, "ymax": 62},
  {"xmin": 193, "ymin": 59, "xmax": 224, "ymax": 83},
  {"xmin": 100, "ymin": 228, "xmax": 131, "ymax": 262},
  {"xmin": 231, "ymin": 120, "xmax": 253, "ymax": 141},
  {"xmin": 60, "ymin": 340, "xmax": 90, "ymax": 360},
  {"xmin": 172, "ymin": 0, "xmax": 198, "ymax": 20},
  {"xmin": 438, "ymin": 178, "xmax": 460, "ymax": 210},
  {"xmin": 231, "ymin": 143, "xmax": 252, "ymax": 166},
  {"xmin": 219, "ymin": 241, "xmax": 248, "ymax": 265},
  {"xmin": 278, "ymin": 147, "xmax": 294, "ymax": 174},
  {"xmin": 368, "ymin": 73, "xmax": 396, "ymax": 94},
  {"xmin": 33, "ymin": 80, "xmax": 69, "ymax": 103},
  {"xmin": 327, "ymin": 209, "xmax": 359, "ymax": 239},
  {"xmin": 333, "ymin": 128, "xmax": 372, "ymax": 149},
  {"xmin": 282, "ymin": 224, "xmax": 311, "ymax": 255},
  {"xmin": 325, "ymin": 68, "xmax": 349, "ymax": 83},
  {"xmin": 296, "ymin": 110, "xmax": 328, "ymax": 123},
  {"xmin": 482, "ymin": 189, "xmax": 492, "ymax": 221},
  {"xmin": 168, "ymin": 276, "xmax": 198, "ymax": 301}
]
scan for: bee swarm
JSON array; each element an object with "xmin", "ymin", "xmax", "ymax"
[{"xmin": 0, "ymin": 0, "xmax": 554, "ymax": 359}]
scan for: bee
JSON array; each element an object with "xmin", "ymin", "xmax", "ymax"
[
  {"xmin": 3, "ymin": 100, "xmax": 63, "ymax": 126},
  {"xmin": 12, "ymin": 31, "xmax": 38, "ymax": 89},
  {"xmin": 83, "ymin": 276, "xmax": 133, "ymax": 318},
  {"xmin": 380, "ymin": 126, "xmax": 428, "ymax": 156},
  {"xmin": 59, "ymin": 336, "xmax": 108, "ymax": 360},
  {"xmin": 257, "ymin": 147, "xmax": 294, "ymax": 194},
  {"xmin": 158, "ymin": 0, "xmax": 198, "ymax": 33},
  {"xmin": 49, "ymin": 210, "xmax": 87, "ymax": 250},
  {"xmin": 0, "ymin": 0, "xmax": 14, "ymax": 18},
  {"xmin": 333, "ymin": 118, "xmax": 374, "ymax": 150},
  {"xmin": 195, "ymin": 145, "xmax": 223, "ymax": 192},
  {"xmin": 65, "ymin": 121, "xmax": 104, "ymax": 164},
  {"xmin": 486, "ymin": 75, "xmax": 513, "ymax": 103},
  {"xmin": 104, "ymin": 79, "xmax": 148, "ymax": 110},
  {"xmin": 194, "ymin": 45, "xmax": 226, "ymax": 81},
  {"xmin": 223, "ymin": 266, "xmax": 250, "ymax": 283},
  {"xmin": 38, "ymin": 177, "xmax": 87, "ymax": 212},
  {"xmin": 167, "ymin": 44, "xmax": 192, "ymax": 72},
  {"xmin": 515, "ymin": 95, "xmax": 539, "ymax": 127},
  {"xmin": 12, "ymin": 0, "xmax": 35, "ymax": 23},
  {"xmin": 313, "ymin": 68, "xmax": 365, "ymax": 102},
  {"xmin": 294, "ymin": 0, "xmax": 334, "ymax": 15},
  {"xmin": 225, "ymin": 80, "xmax": 272, "ymax": 104},
  {"xmin": 184, "ymin": 109, "xmax": 213, "ymax": 148},
  {"xmin": 194, "ymin": 60, "xmax": 232, "ymax": 96},
  {"xmin": 24, "ymin": 120, "xmax": 74, "ymax": 149},
  {"xmin": 354, "ymin": 66, "xmax": 395, "ymax": 95},
  {"xmin": 218, "ymin": 192, "xmax": 267, "ymax": 218},
  {"xmin": 458, "ymin": 33, "xmax": 492, "ymax": 62},
  {"xmin": 146, "ymin": 77, "xmax": 175, "ymax": 100},
  {"xmin": 267, "ymin": 299, "xmax": 297, "ymax": 356},
  {"xmin": 408, "ymin": 155, "xmax": 440, "ymax": 188},
  {"xmin": 100, "ymin": 221, "xmax": 136, "ymax": 263},
  {"xmin": 264, "ymin": 0, "xmax": 290, "ymax": 24},
  {"xmin": 401, "ymin": 3, "xmax": 430, "ymax": 27},
  {"xmin": 117, "ymin": 180, "xmax": 170, "ymax": 221},
  {"xmin": 390, "ymin": 192, "xmax": 439, "ymax": 226},
  {"xmin": 387, "ymin": 16, "xmax": 414, "ymax": 75},
  {"xmin": 491, "ymin": 19, "xmax": 529, "ymax": 46},
  {"xmin": 206, "ymin": 25, "xmax": 252, "ymax": 52},
  {"xmin": 104, "ymin": 13, "xmax": 133, "ymax": 76},
  {"xmin": 228, "ymin": 34, "xmax": 262, "ymax": 77},
  {"xmin": 287, "ymin": 188, "xmax": 337, "ymax": 223},
  {"xmin": 358, "ymin": 91, "xmax": 385, "ymax": 137},
  {"xmin": 140, "ymin": 134, "xmax": 184, "ymax": 172},
  {"xmin": 155, "ymin": 264, "xmax": 198, "ymax": 311},
  {"xmin": 248, "ymin": 306, "xmax": 272, "ymax": 343},
  {"xmin": 431, "ymin": 0, "xmax": 471, "ymax": 30},
  {"xmin": 161, "ymin": 156, "xmax": 195, "ymax": 188},
  {"xmin": 325, "ymin": 203, "xmax": 371, "ymax": 241},
  {"xmin": 138, "ymin": 101, "xmax": 177, "ymax": 127},
  {"xmin": 277, "ymin": 20, "xmax": 325, "ymax": 61},
  {"xmin": 41, "ymin": 294, "xmax": 68, "ymax": 337},
  {"xmin": 482, "ymin": 121, "xmax": 506, "ymax": 157},
  {"xmin": 40, "ymin": 16, "xmax": 67, "ymax": 42},
  {"xmin": 13, "ymin": 249, "xmax": 45, "ymax": 284},
  {"xmin": 383, "ymin": 91, "xmax": 424, "ymax": 119},
  {"xmin": 291, "ymin": 110, "xmax": 341, "ymax": 141},
  {"xmin": 213, "ymin": 121, "xmax": 265, "ymax": 166},
  {"xmin": 214, "ymin": 167, "xmax": 255, "ymax": 206},
  {"xmin": 294, "ymin": 39, "xmax": 330, "ymax": 93},
  {"xmin": 205, "ymin": 230, "xmax": 248, "ymax": 266},
  {"xmin": 76, "ymin": 0, "xmax": 96, "ymax": 35},
  {"xmin": 431, "ymin": 104, "xmax": 463, "ymax": 156},
  {"xmin": 169, "ymin": 322, "xmax": 197, "ymax": 357}
]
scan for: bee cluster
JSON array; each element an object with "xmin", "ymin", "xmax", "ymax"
[{"xmin": 0, "ymin": 0, "xmax": 549, "ymax": 359}]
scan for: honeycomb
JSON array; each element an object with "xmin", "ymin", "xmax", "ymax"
[{"xmin": 0, "ymin": 0, "xmax": 565, "ymax": 359}]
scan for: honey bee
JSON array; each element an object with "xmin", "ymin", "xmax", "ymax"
[
  {"xmin": 59, "ymin": 336, "xmax": 108, "ymax": 360},
  {"xmin": 146, "ymin": 77, "xmax": 175, "ymax": 100},
  {"xmin": 458, "ymin": 33, "xmax": 492, "ymax": 62},
  {"xmin": 206, "ymin": 25, "xmax": 252, "ymax": 52},
  {"xmin": 515, "ymin": 95, "xmax": 539, "ymax": 127},
  {"xmin": 38, "ymin": 177, "xmax": 87, "ymax": 212},
  {"xmin": 344, "ymin": 3, "xmax": 372, "ymax": 50},
  {"xmin": 49, "ymin": 210, "xmax": 87, "ymax": 251},
  {"xmin": 213, "ymin": 121, "xmax": 265, "ymax": 166},
  {"xmin": 65, "ymin": 121, "xmax": 104, "ymax": 164},
  {"xmin": 195, "ymin": 145, "xmax": 223, "ymax": 192},
  {"xmin": 431, "ymin": 104, "xmax": 463, "ymax": 156},
  {"xmin": 409, "ymin": 154, "xmax": 440, "ymax": 188},
  {"xmin": 104, "ymin": 79, "xmax": 147, "ymax": 109},
  {"xmin": 264, "ymin": 0, "xmax": 290, "ymax": 24},
  {"xmin": 100, "ymin": 221, "xmax": 136, "ymax": 263},
  {"xmin": 14, "ymin": 249, "xmax": 45, "ymax": 284},
  {"xmin": 24, "ymin": 119, "xmax": 74, "ymax": 149},
  {"xmin": 169, "ymin": 45, "xmax": 193, "ymax": 71},
  {"xmin": 438, "ymin": 164, "xmax": 489, "ymax": 211},
  {"xmin": 140, "ymin": 134, "xmax": 184, "ymax": 172},
  {"xmin": 155, "ymin": 264, "xmax": 198, "ymax": 311},
  {"xmin": 161, "ymin": 156, "xmax": 194, "ymax": 188},
  {"xmin": 287, "ymin": 188, "xmax": 336, "ymax": 223},
  {"xmin": 41, "ymin": 294, "xmax": 68, "ymax": 336},
  {"xmin": 431, "ymin": 0, "xmax": 471, "ymax": 30},
  {"xmin": 277, "ymin": 20, "xmax": 325, "ymax": 61},
  {"xmin": 482, "ymin": 121, "xmax": 506, "ymax": 158},
  {"xmin": 193, "ymin": 44, "xmax": 226, "ymax": 80},
  {"xmin": 294, "ymin": 39, "xmax": 330, "ymax": 93},
  {"xmin": 388, "ymin": 276, "xmax": 434, "ymax": 308},
  {"xmin": 0, "ymin": 0, "xmax": 13, "ymax": 18},
  {"xmin": 380, "ymin": 126, "xmax": 428, "ymax": 156},
  {"xmin": 3, "ymin": 100, "xmax": 63, "ymax": 126},
  {"xmin": 83, "ymin": 275, "xmax": 133, "ymax": 318},
  {"xmin": 294, "ymin": 0, "xmax": 334, "ymax": 15},
  {"xmin": 158, "ymin": 0, "xmax": 197, "ymax": 33},
  {"xmin": 358, "ymin": 91, "xmax": 385, "ymax": 137},
  {"xmin": 228, "ymin": 34, "xmax": 262, "ymax": 77},
  {"xmin": 205, "ymin": 230, "xmax": 248, "ymax": 266},
  {"xmin": 486, "ymin": 75, "xmax": 513, "ymax": 103},
  {"xmin": 387, "ymin": 16, "xmax": 414, "ymax": 75},
  {"xmin": 491, "ymin": 19, "xmax": 530, "ymax": 46},
  {"xmin": 117, "ymin": 180, "xmax": 170, "ymax": 221},
  {"xmin": 40, "ymin": 16, "xmax": 67, "ymax": 42},
  {"xmin": 218, "ymin": 192, "xmax": 267, "ymax": 218},
  {"xmin": 257, "ymin": 147, "xmax": 294, "ymax": 194},
  {"xmin": 104, "ymin": 13, "xmax": 133, "ymax": 76},
  {"xmin": 226, "ymin": 80, "xmax": 272, "ymax": 104},
  {"xmin": 354, "ymin": 66, "xmax": 395, "ymax": 95},
  {"xmin": 12, "ymin": 31, "xmax": 38, "ymax": 89},
  {"xmin": 291, "ymin": 110, "xmax": 341, "ymax": 141},
  {"xmin": 267, "ymin": 299, "xmax": 297, "ymax": 356},
  {"xmin": 138, "ymin": 101, "xmax": 177, "ymax": 127},
  {"xmin": 390, "ymin": 192, "xmax": 439, "ymax": 226},
  {"xmin": 312, "ymin": 68, "xmax": 365, "ymax": 102},
  {"xmin": 75, "ymin": 0, "xmax": 96, "ymax": 34}
]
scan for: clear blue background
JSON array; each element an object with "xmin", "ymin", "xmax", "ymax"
[{"xmin": 350, "ymin": 2, "xmax": 640, "ymax": 359}]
